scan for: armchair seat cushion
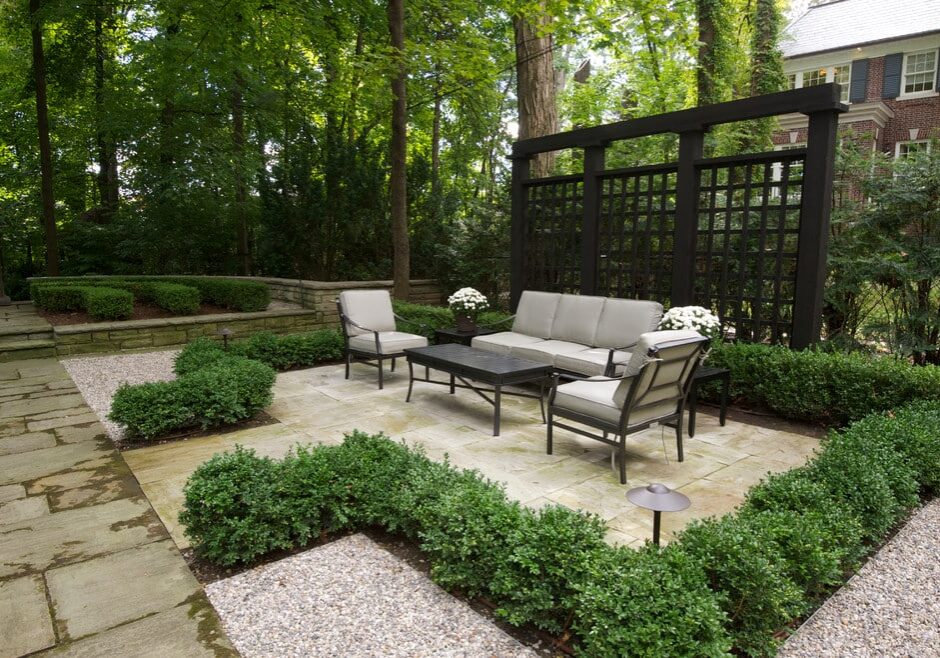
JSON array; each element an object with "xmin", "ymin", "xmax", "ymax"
[
  {"xmin": 471, "ymin": 332, "xmax": 544, "ymax": 355},
  {"xmin": 513, "ymin": 340, "xmax": 589, "ymax": 365},
  {"xmin": 554, "ymin": 348, "xmax": 632, "ymax": 376},
  {"xmin": 554, "ymin": 377, "xmax": 679, "ymax": 427},
  {"xmin": 348, "ymin": 331, "xmax": 428, "ymax": 355}
]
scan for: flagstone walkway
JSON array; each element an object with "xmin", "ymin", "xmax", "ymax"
[{"xmin": 0, "ymin": 358, "xmax": 235, "ymax": 657}]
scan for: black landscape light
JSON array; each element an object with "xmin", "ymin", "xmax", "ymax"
[
  {"xmin": 626, "ymin": 483, "xmax": 690, "ymax": 546},
  {"xmin": 219, "ymin": 326, "xmax": 233, "ymax": 350}
]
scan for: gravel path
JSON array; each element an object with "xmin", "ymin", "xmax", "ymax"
[
  {"xmin": 61, "ymin": 350, "xmax": 179, "ymax": 443},
  {"xmin": 205, "ymin": 534, "xmax": 540, "ymax": 658},
  {"xmin": 778, "ymin": 497, "xmax": 940, "ymax": 657}
]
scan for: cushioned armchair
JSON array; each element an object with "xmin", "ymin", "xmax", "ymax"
[
  {"xmin": 547, "ymin": 330, "xmax": 708, "ymax": 484},
  {"xmin": 337, "ymin": 290, "xmax": 429, "ymax": 389}
]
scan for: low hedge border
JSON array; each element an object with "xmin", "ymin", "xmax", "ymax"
[
  {"xmin": 109, "ymin": 330, "xmax": 343, "ymax": 439},
  {"xmin": 31, "ymin": 276, "xmax": 269, "ymax": 313},
  {"xmin": 708, "ymin": 342, "xmax": 940, "ymax": 426},
  {"xmin": 180, "ymin": 401, "xmax": 940, "ymax": 656},
  {"xmin": 32, "ymin": 284, "xmax": 134, "ymax": 321}
]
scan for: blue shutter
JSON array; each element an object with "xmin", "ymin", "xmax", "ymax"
[
  {"xmin": 882, "ymin": 53, "xmax": 903, "ymax": 99},
  {"xmin": 849, "ymin": 59, "xmax": 869, "ymax": 102}
]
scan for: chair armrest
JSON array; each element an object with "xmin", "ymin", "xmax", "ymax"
[
  {"xmin": 342, "ymin": 315, "xmax": 379, "ymax": 335},
  {"xmin": 393, "ymin": 313, "xmax": 432, "ymax": 335}
]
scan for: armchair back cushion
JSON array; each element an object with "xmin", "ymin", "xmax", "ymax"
[
  {"xmin": 512, "ymin": 291, "xmax": 562, "ymax": 338},
  {"xmin": 594, "ymin": 298, "xmax": 664, "ymax": 350},
  {"xmin": 339, "ymin": 290, "xmax": 397, "ymax": 336},
  {"xmin": 614, "ymin": 330, "xmax": 705, "ymax": 407},
  {"xmin": 550, "ymin": 295, "xmax": 606, "ymax": 345}
]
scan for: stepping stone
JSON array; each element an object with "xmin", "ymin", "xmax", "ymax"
[
  {"xmin": 0, "ymin": 496, "xmax": 49, "ymax": 524},
  {"xmin": 0, "ymin": 441, "xmax": 107, "ymax": 487},
  {"xmin": 0, "ymin": 431, "xmax": 57, "ymax": 456},
  {"xmin": 0, "ymin": 484, "xmax": 25, "ymax": 504},
  {"xmin": 46, "ymin": 540, "xmax": 201, "ymax": 640},
  {"xmin": 0, "ymin": 575, "xmax": 56, "ymax": 657}
]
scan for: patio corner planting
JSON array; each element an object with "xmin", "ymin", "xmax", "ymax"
[{"xmin": 178, "ymin": 401, "xmax": 940, "ymax": 656}]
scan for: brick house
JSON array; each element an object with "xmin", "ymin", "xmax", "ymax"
[{"xmin": 775, "ymin": 0, "xmax": 940, "ymax": 157}]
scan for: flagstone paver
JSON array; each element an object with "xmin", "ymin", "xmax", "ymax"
[
  {"xmin": 122, "ymin": 362, "xmax": 821, "ymax": 549},
  {"xmin": 0, "ymin": 358, "xmax": 235, "ymax": 658}
]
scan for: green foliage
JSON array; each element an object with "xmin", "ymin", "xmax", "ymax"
[
  {"xmin": 179, "ymin": 447, "xmax": 296, "ymax": 566},
  {"xmin": 571, "ymin": 544, "xmax": 732, "ymax": 658},
  {"xmin": 149, "ymin": 282, "xmax": 201, "ymax": 314},
  {"xmin": 30, "ymin": 284, "xmax": 85, "ymax": 311},
  {"xmin": 229, "ymin": 330, "xmax": 344, "ymax": 370},
  {"xmin": 708, "ymin": 342, "xmax": 940, "ymax": 425},
  {"xmin": 174, "ymin": 337, "xmax": 228, "ymax": 377},
  {"xmin": 179, "ymin": 277, "xmax": 269, "ymax": 312},
  {"xmin": 82, "ymin": 287, "xmax": 134, "ymax": 320},
  {"xmin": 392, "ymin": 300, "xmax": 512, "ymax": 340},
  {"xmin": 110, "ymin": 354, "xmax": 275, "ymax": 440},
  {"xmin": 677, "ymin": 515, "xmax": 804, "ymax": 657}
]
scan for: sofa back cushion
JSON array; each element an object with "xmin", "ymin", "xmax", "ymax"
[
  {"xmin": 594, "ymin": 298, "xmax": 664, "ymax": 349},
  {"xmin": 550, "ymin": 295, "xmax": 606, "ymax": 345},
  {"xmin": 339, "ymin": 290, "xmax": 396, "ymax": 335},
  {"xmin": 512, "ymin": 291, "xmax": 562, "ymax": 338}
]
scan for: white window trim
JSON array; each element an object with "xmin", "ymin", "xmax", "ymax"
[
  {"xmin": 789, "ymin": 64, "xmax": 852, "ymax": 103},
  {"xmin": 894, "ymin": 140, "xmax": 931, "ymax": 158},
  {"xmin": 897, "ymin": 50, "xmax": 939, "ymax": 100}
]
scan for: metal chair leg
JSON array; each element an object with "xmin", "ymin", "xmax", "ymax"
[
  {"xmin": 391, "ymin": 357, "xmax": 396, "ymax": 372},
  {"xmin": 676, "ymin": 415, "xmax": 685, "ymax": 462},
  {"xmin": 619, "ymin": 439, "xmax": 627, "ymax": 484},
  {"xmin": 345, "ymin": 353, "xmax": 351, "ymax": 380},
  {"xmin": 546, "ymin": 413, "xmax": 554, "ymax": 454},
  {"xmin": 378, "ymin": 357, "xmax": 384, "ymax": 390}
]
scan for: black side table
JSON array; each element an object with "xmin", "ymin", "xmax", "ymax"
[
  {"xmin": 434, "ymin": 326, "xmax": 499, "ymax": 346},
  {"xmin": 687, "ymin": 366, "xmax": 730, "ymax": 437}
]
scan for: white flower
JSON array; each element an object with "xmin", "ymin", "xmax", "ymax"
[
  {"xmin": 658, "ymin": 305, "xmax": 722, "ymax": 338},
  {"xmin": 448, "ymin": 287, "xmax": 489, "ymax": 317}
]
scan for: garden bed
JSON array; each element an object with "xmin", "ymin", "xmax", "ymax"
[{"xmin": 39, "ymin": 301, "xmax": 233, "ymax": 325}]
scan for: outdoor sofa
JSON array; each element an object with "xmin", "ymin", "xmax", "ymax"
[{"xmin": 471, "ymin": 291, "xmax": 664, "ymax": 376}]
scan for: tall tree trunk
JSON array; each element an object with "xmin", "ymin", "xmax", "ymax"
[
  {"xmin": 94, "ymin": 0, "xmax": 119, "ymax": 222},
  {"xmin": 742, "ymin": 0, "xmax": 785, "ymax": 151},
  {"xmin": 513, "ymin": 6, "xmax": 558, "ymax": 178},
  {"xmin": 30, "ymin": 0, "xmax": 59, "ymax": 275},
  {"xmin": 389, "ymin": 0, "xmax": 409, "ymax": 300},
  {"xmin": 232, "ymin": 70, "xmax": 250, "ymax": 275},
  {"xmin": 696, "ymin": 0, "xmax": 720, "ymax": 106}
]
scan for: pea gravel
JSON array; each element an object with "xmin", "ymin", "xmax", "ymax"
[
  {"xmin": 205, "ymin": 533, "xmax": 540, "ymax": 658},
  {"xmin": 61, "ymin": 350, "xmax": 179, "ymax": 444},
  {"xmin": 778, "ymin": 497, "xmax": 940, "ymax": 658}
]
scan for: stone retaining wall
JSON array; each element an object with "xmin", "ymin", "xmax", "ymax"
[{"xmin": 55, "ymin": 309, "xmax": 320, "ymax": 356}]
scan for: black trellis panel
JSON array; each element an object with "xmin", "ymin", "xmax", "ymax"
[
  {"xmin": 596, "ymin": 163, "xmax": 678, "ymax": 303},
  {"xmin": 692, "ymin": 149, "xmax": 806, "ymax": 343},
  {"xmin": 522, "ymin": 174, "xmax": 584, "ymax": 294}
]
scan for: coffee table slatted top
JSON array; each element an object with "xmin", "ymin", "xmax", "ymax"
[{"xmin": 404, "ymin": 344, "xmax": 552, "ymax": 384}]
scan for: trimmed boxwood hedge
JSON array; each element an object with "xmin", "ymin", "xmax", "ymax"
[
  {"xmin": 31, "ymin": 284, "xmax": 134, "ymax": 320},
  {"xmin": 179, "ymin": 401, "xmax": 940, "ymax": 656},
  {"xmin": 708, "ymin": 342, "xmax": 940, "ymax": 425},
  {"xmin": 31, "ymin": 275, "xmax": 269, "ymax": 314},
  {"xmin": 175, "ymin": 331, "xmax": 344, "ymax": 375}
]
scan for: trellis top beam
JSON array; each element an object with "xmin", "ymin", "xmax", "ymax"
[{"xmin": 511, "ymin": 84, "xmax": 847, "ymax": 158}]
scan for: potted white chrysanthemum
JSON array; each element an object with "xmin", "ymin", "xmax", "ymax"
[
  {"xmin": 447, "ymin": 287, "xmax": 489, "ymax": 332},
  {"xmin": 658, "ymin": 305, "xmax": 723, "ymax": 357}
]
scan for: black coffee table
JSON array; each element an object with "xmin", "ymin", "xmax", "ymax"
[{"xmin": 404, "ymin": 344, "xmax": 553, "ymax": 436}]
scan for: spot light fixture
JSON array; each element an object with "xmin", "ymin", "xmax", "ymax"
[{"xmin": 626, "ymin": 483, "xmax": 690, "ymax": 546}]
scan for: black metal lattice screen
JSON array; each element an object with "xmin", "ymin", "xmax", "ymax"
[
  {"xmin": 522, "ymin": 176, "xmax": 584, "ymax": 294},
  {"xmin": 596, "ymin": 164, "xmax": 678, "ymax": 303},
  {"xmin": 692, "ymin": 150, "xmax": 806, "ymax": 343}
]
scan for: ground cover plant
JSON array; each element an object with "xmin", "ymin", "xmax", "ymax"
[
  {"xmin": 180, "ymin": 401, "xmax": 940, "ymax": 656},
  {"xmin": 109, "ymin": 330, "xmax": 343, "ymax": 439}
]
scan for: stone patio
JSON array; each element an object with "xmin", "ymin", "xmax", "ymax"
[
  {"xmin": 122, "ymin": 361, "xmax": 820, "ymax": 549},
  {"xmin": 0, "ymin": 358, "xmax": 235, "ymax": 657}
]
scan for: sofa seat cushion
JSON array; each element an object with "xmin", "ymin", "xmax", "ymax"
[
  {"xmin": 554, "ymin": 348, "xmax": 632, "ymax": 376},
  {"xmin": 472, "ymin": 332, "xmax": 544, "ymax": 356},
  {"xmin": 554, "ymin": 377, "xmax": 678, "ymax": 428},
  {"xmin": 513, "ymin": 340, "xmax": 588, "ymax": 365},
  {"xmin": 349, "ymin": 331, "xmax": 427, "ymax": 355}
]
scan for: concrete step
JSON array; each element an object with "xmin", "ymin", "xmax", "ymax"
[
  {"xmin": 0, "ymin": 339, "xmax": 57, "ymax": 362},
  {"xmin": 0, "ymin": 328, "xmax": 55, "ymax": 343}
]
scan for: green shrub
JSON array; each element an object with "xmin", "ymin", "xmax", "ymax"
[
  {"xmin": 109, "ymin": 381, "xmax": 192, "ymax": 439},
  {"xmin": 708, "ymin": 342, "xmax": 940, "ymax": 425},
  {"xmin": 31, "ymin": 284, "xmax": 85, "ymax": 312},
  {"xmin": 393, "ymin": 300, "xmax": 512, "ymax": 339},
  {"xmin": 179, "ymin": 447, "xmax": 295, "ymax": 566},
  {"xmin": 179, "ymin": 356, "xmax": 276, "ymax": 428},
  {"xmin": 228, "ymin": 330, "xmax": 344, "ymax": 370},
  {"xmin": 677, "ymin": 515, "xmax": 805, "ymax": 657},
  {"xmin": 571, "ymin": 544, "xmax": 732, "ymax": 657},
  {"xmin": 150, "ymin": 282, "xmax": 201, "ymax": 314},
  {"xmin": 83, "ymin": 286, "xmax": 134, "ymax": 320},
  {"xmin": 174, "ymin": 337, "xmax": 228, "ymax": 376},
  {"xmin": 180, "ymin": 277, "xmax": 269, "ymax": 312}
]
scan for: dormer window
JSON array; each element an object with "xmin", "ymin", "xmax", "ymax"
[
  {"xmin": 902, "ymin": 50, "xmax": 937, "ymax": 95},
  {"xmin": 788, "ymin": 64, "xmax": 851, "ymax": 102}
]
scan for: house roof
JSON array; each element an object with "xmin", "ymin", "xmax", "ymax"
[{"xmin": 782, "ymin": 0, "xmax": 940, "ymax": 59}]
